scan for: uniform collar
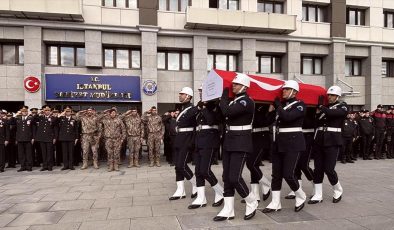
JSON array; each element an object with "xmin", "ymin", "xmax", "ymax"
[
  {"xmin": 182, "ymin": 102, "xmax": 193, "ymax": 110},
  {"xmin": 235, "ymin": 92, "xmax": 246, "ymax": 98},
  {"xmin": 285, "ymin": 97, "xmax": 297, "ymax": 104}
]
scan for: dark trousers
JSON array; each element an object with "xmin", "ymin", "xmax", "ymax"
[
  {"xmin": 195, "ymin": 147, "xmax": 218, "ymax": 187},
  {"xmin": 375, "ymin": 129, "xmax": 385, "ymax": 158},
  {"xmin": 40, "ymin": 142, "xmax": 54, "ymax": 169},
  {"xmin": 175, "ymin": 146, "xmax": 194, "ymax": 182},
  {"xmin": 294, "ymin": 134, "xmax": 314, "ymax": 181},
  {"xmin": 0, "ymin": 144, "xmax": 5, "ymax": 170},
  {"xmin": 246, "ymin": 142, "xmax": 264, "ymax": 184},
  {"xmin": 388, "ymin": 133, "xmax": 394, "ymax": 158},
  {"xmin": 222, "ymin": 150, "xmax": 249, "ymax": 198},
  {"xmin": 55, "ymin": 142, "xmax": 62, "ymax": 166},
  {"xmin": 62, "ymin": 141, "xmax": 74, "ymax": 168},
  {"xmin": 271, "ymin": 150, "xmax": 301, "ymax": 191},
  {"xmin": 17, "ymin": 141, "xmax": 32, "ymax": 169},
  {"xmin": 6, "ymin": 142, "xmax": 17, "ymax": 167},
  {"xmin": 342, "ymin": 137, "xmax": 353, "ymax": 161},
  {"xmin": 33, "ymin": 142, "xmax": 42, "ymax": 166},
  {"xmin": 313, "ymin": 145, "xmax": 340, "ymax": 185},
  {"xmin": 361, "ymin": 134, "xmax": 373, "ymax": 158}
]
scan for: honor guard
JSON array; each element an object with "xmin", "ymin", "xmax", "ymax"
[
  {"xmin": 214, "ymin": 73, "xmax": 258, "ymax": 221},
  {"xmin": 34, "ymin": 105, "xmax": 58, "ymax": 171},
  {"xmin": 170, "ymin": 87, "xmax": 199, "ymax": 201},
  {"xmin": 58, "ymin": 107, "xmax": 79, "ymax": 170},
  {"xmin": 263, "ymin": 80, "xmax": 307, "ymax": 213},
  {"xmin": 188, "ymin": 85, "xmax": 224, "ymax": 209},
  {"xmin": 0, "ymin": 110, "xmax": 10, "ymax": 172},
  {"xmin": 309, "ymin": 86, "xmax": 348, "ymax": 204},
  {"xmin": 15, "ymin": 106, "xmax": 35, "ymax": 171}
]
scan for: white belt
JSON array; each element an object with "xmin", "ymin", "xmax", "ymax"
[
  {"xmin": 177, "ymin": 127, "xmax": 194, "ymax": 133},
  {"xmin": 227, "ymin": 125, "xmax": 252, "ymax": 131},
  {"xmin": 196, "ymin": 125, "xmax": 219, "ymax": 131},
  {"xmin": 317, "ymin": 127, "xmax": 341, "ymax": 132},
  {"xmin": 252, "ymin": 127, "xmax": 269, "ymax": 133},
  {"xmin": 302, "ymin": 129, "xmax": 315, "ymax": 133},
  {"xmin": 278, "ymin": 127, "xmax": 302, "ymax": 133}
]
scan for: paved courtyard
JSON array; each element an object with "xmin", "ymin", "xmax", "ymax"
[{"xmin": 0, "ymin": 157, "xmax": 393, "ymax": 230}]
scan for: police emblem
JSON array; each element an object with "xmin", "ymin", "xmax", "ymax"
[
  {"xmin": 143, "ymin": 80, "xmax": 158, "ymax": 96},
  {"xmin": 297, "ymin": 105, "xmax": 303, "ymax": 111},
  {"xmin": 239, "ymin": 100, "xmax": 247, "ymax": 107}
]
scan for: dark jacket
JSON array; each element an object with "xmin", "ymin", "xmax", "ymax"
[
  {"xmin": 195, "ymin": 101, "xmax": 221, "ymax": 149},
  {"xmin": 372, "ymin": 110, "xmax": 386, "ymax": 131},
  {"xmin": 358, "ymin": 116, "xmax": 374, "ymax": 136},
  {"xmin": 33, "ymin": 115, "xmax": 58, "ymax": 143},
  {"xmin": 342, "ymin": 118, "xmax": 358, "ymax": 138},
  {"xmin": 58, "ymin": 116, "xmax": 79, "ymax": 141},
  {"xmin": 0, "ymin": 119, "xmax": 10, "ymax": 144},
  {"xmin": 15, "ymin": 116, "xmax": 35, "ymax": 142},
  {"xmin": 174, "ymin": 103, "xmax": 199, "ymax": 152}
]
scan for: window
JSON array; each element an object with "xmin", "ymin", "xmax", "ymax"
[
  {"xmin": 257, "ymin": 55, "xmax": 281, "ymax": 73},
  {"xmin": 347, "ymin": 8, "xmax": 365, "ymax": 25},
  {"xmin": 0, "ymin": 44, "xmax": 24, "ymax": 65},
  {"xmin": 257, "ymin": 1, "xmax": 283, "ymax": 14},
  {"xmin": 302, "ymin": 57, "xmax": 322, "ymax": 75},
  {"xmin": 384, "ymin": 11, "xmax": 394, "ymax": 28},
  {"xmin": 207, "ymin": 53, "xmax": 237, "ymax": 71},
  {"xmin": 345, "ymin": 59, "xmax": 361, "ymax": 76},
  {"xmin": 47, "ymin": 45, "xmax": 85, "ymax": 67},
  {"xmin": 103, "ymin": 48, "xmax": 141, "ymax": 69},
  {"xmin": 159, "ymin": 0, "xmax": 190, "ymax": 12},
  {"xmin": 302, "ymin": 4, "xmax": 328, "ymax": 22},
  {"xmin": 157, "ymin": 51, "xmax": 191, "ymax": 71},
  {"xmin": 209, "ymin": 0, "xmax": 239, "ymax": 10},
  {"xmin": 382, "ymin": 60, "xmax": 394, "ymax": 78},
  {"xmin": 102, "ymin": 0, "xmax": 138, "ymax": 8}
]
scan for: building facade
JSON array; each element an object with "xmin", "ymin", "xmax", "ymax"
[{"xmin": 0, "ymin": 0, "xmax": 393, "ymax": 112}]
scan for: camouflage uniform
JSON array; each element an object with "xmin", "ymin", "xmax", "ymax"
[
  {"xmin": 144, "ymin": 114, "xmax": 164, "ymax": 166},
  {"xmin": 75, "ymin": 112, "xmax": 102, "ymax": 169},
  {"xmin": 100, "ymin": 115, "xmax": 126, "ymax": 171},
  {"xmin": 122, "ymin": 114, "xmax": 144, "ymax": 167}
]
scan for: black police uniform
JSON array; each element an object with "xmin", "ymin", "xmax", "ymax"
[
  {"xmin": 358, "ymin": 114, "xmax": 374, "ymax": 160},
  {"xmin": 0, "ymin": 118, "xmax": 10, "ymax": 171},
  {"xmin": 341, "ymin": 117, "xmax": 358, "ymax": 163},
  {"xmin": 58, "ymin": 116, "xmax": 79, "ymax": 169},
  {"xmin": 372, "ymin": 110, "xmax": 386, "ymax": 159},
  {"xmin": 5, "ymin": 117, "xmax": 17, "ymax": 168},
  {"xmin": 174, "ymin": 102, "xmax": 199, "ymax": 182},
  {"xmin": 387, "ymin": 111, "xmax": 394, "ymax": 159},
  {"xmin": 15, "ymin": 115, "xmax": 35, "ymax": 171},
  {"xmin": 34, "ymin": 115, "xmax": 58, "ymax": 170},
  {"xmin": 269, "ymin": 98, "xmax": 306, "ymax": 192},
  {"xmin": 219, "ymin": 91, "xmax": 254, "ymax": 198},
  {"xmin": 313, "ymin": 101, "xmax": 348, "ymax": 186},
  {"xmin": 194, "ymin": 101, "xmax": 221, "ymax": 188}
]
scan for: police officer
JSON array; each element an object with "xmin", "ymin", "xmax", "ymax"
[
  {"xmin": 372, "ymin": 105, "xmax": 386, "ymax": 159},
  {"xmin": 188, "ymin": 85, "xmax": 224, "ymax": 209},
  {"xmin": 263, "ymin": 80, "xmax": 307, "ymax": 213},
  {"xmin": 58, "ymin": 106, "xmax": 79, "ymax": 170},
  {"xmin": 309, "ymin": 86, "xmax": 347, "ymax": 204},
  {"xmin": 30, "ymin": 108, "xmax": 41, "ymax": 167},
  {"xmin": 358, "ymin": 109, "xmax": 374, "ymax": 160},
  {"xmin": 0, "ymin": 110, "xmax": 10, "ymax": 172},
  {"xmin": 386, "ymin": 106, "xmax": 394, "ymax": 159},
  {"xmin": 34, "ymin": 105, "xmax": 58, "ymax": 171},
  {"xmin": 341, "ymin": 113, "xmax": 357, "ymax": 164},
  {"xmin": 214, "ymin": 73, "xmax": 258, "ymax": 221},
  {"xmin": 15, "ymin": 106, "xmax": 34, "ymax": 171},
  {"xmin": 5, "ymin": 112, "xmax": 17, "ymax": 168},
  {"xmin": 170, "ymin": 87, "xmax": 199, "ymax": 200}
]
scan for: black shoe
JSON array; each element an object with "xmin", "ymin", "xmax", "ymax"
[
  {"xmin": 308, "ymin": 199, "xmax": 323, "ymax": 204},
  {"xmin": 0, "ymin": 169, "xmax": 4, "ymax": 172},
  {"xmin": 244, "ymin": 210, "xmax": 256, "ymax": 220},
  {"xmin": 263, "ymin": 190, "xmax": 271, "ymax": 201},
  {"xmin": 285, "ymin": 194, "xmax": 296, "ymax": 199},
  {"xmin": 48, "ymin": 168, "xmax": 53, "ymax": 171},
  {"xmin": 188, "ymin": 204, "xmax": 206, "ymax": 209},
  {"xmin": 191, "ymin": 192, "xmax": 197, "ymax": 199},
  {"xmin": 70, "ymin": 167, "xmax": 75, "ymax": 170},
  {"xmin": 212, "ymin": 198, "xmax": 224, "ymax": 207},
  {"xmin": 341, "ymin": 160, "xmax": 346, "ymax": 164},
  {"xmin": 40, "ymin": 168, "xmax": 47, "ymax": 171},
  {"xmin": 17, "ymin": 168, "xmax": 25, "ymax": 172},
  {"xmin": 333, "ymin": 196, "xmax": 342, "ymax": 203},
  {"xmin": 5, "ymin": 165, "xmax": 12, "ymax": 168},
  {"xmin": 346, "ymin": 159, "xmax": 354, "ymax": 163},
  {"xmin": 61, "ymin": 167, "xmax": 68, "ymax": 171},
  {"xmin": 241, "ymin": 199, "xmax": 245, "ymax": 203},
  {"xmin": 368, "ymin": 157, "xmax": 373, "ymax": 160},
  {"xmin": 169, "ymin": 195, "xmax": 186, "ymax": 201},
  {"xmin": 294, "ymin": 203, "xmax": 305, "ymax": 212},
  {"xmin": 261, "ymin": 208, "xmax": 281, "ymax": 213},
  {"xmin": 213, "ymin": 216, "xmax": 234, "ymax": 221}
]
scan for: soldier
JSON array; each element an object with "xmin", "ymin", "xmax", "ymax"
[
  {"xmin": 372, "ymin": 105, "xmax": 386, "ymax": 159},
  {"xmin": 58, "ymin": 106, "xmax": 79, "ymax": 170},
  {"xmin": 15, "ymin": 106, "xmax": 35, "ymax": 171},
  {"xmin": 387, "ymin": 106, "xmax": 394, "ymax": 159},
  {"xmin": 358, "ymin": 109, "xmax": 374, "ymax": 160},
  {"xmin": 100, "ymin": 109, "xmax": 126, "ymax": 172},
  {"xmin": 122, "ymin": 107, "xmax": 144, "ymax": 168},
  {"xmin": 188, "ymin": 85, "xmax": 224, "ymax": 209},
  {"xmin": 5, "ymin": 112, "xmax": 17, "ymax": 168},
  {"xmin": 144, "ymin": 106, "xmax": 164, "ymax": 167},
  {"xmin": 0, "ymin": 110, "xmax": 10, "ymax": 172},
  {"xmin": 34, "ymin": 105, "xmax": 58, "ymax": 171},
  {"xmin": 263, "ymin": 80, "xmax": 307, "ymax": 213},
  {"xmin": 214, "ymin": 74, "xmax": 258, "ymax": 221},
  {"xmin": 169, "ymin": 87, "xmax": 199, "ymax": 201},
  {"xmin": 75, "ymin": 107, "xmax": 101, "ymax": 170},
  {"xmin": 340, "ymin": 113, "xmax": 358, "ymax": 164},
  {"xmin": 309, "ymin": 86, "xmax": 348, "ymax": 205}
]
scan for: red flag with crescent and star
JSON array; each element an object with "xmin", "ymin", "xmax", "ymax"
[{"xmin": 24, "ymin": 76, "xmax": 41, "ymax": 93}]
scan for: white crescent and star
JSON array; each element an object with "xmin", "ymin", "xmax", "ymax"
[{"xmin": 25, "ymin": 79, "xmax": 34, "ymax": 89}]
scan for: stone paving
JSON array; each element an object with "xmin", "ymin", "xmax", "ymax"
[{"xmin": 0, "ymin": 157, "xmax": 394, "ymax": 230}]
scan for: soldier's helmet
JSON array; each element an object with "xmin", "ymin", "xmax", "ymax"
[
  {"xmin": 282, "ymin": 80, "xmax": 299, "ymax": 92},
  {"xmin": 327, "ymin": 86, "xmax": 342, "ymax": 97},
  {"xmin": 232, "ymin": 73, "xmax": 250, "ymax": 87}
]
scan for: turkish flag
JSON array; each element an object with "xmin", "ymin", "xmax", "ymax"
[{"xmin": 203, "ymin": 69, "xmax": 326, "ymax": 105}]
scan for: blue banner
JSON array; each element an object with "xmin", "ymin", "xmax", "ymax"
[{"xmin": 45, "ymin": 74, "xmax": 141, "ymax": 102}]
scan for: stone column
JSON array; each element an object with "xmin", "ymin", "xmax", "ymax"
[
  {"xmin": 24, "ymin": 26, "xmax": 44, "ymax": 108},
  {"xmin": 325, "ymin": 40, "xmax": 346, "ymax": 87},
  {"xmin": 192, "ymin": 35, "xmax": 207, "ymax": 104},
  {"xmin": 240, "ymin": 38, "xmax": 257, "ymax": 74},
  {"xmin": 365, "ymin": 46, "xmax": 382, "ymax": 110},
  {"xmin": 284, "ymin": 41, "xmax": 300, "ymax": 80},
  {"xmin": 85, "ymin": 30, "xmax": 102, "ymax": 68},
  {"xmin": 139, "ymin": 26, "xmax": 159, "ymax": 112}
]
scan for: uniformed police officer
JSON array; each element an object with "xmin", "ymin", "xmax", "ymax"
[
  {"xmin": 170, "ymin": 87, "xmax": 199, "ymax": 200},
  {"xmin": 58, "ymin": 106, "xmax": 79, "ymax": 170},
  {"xmin": 214, "ymin": 73, "xmax": 258, "ymax": 221},
  {"xmin": 309, "ymin": 86, "xmax": 348, "ymax": 204},
  {"xmin": 34, "ymin": 105, "xmax": 58, "ymax": 171},
  {"xmin": 0, "ymin": 110, "xmax": 10, "ymax": 172},
  {"xmin": 5, "ymin": 112, "xmax": 17, "ymax": 168},
  {"xmin": 30, "ymin": 108, "xmax": 42, "ymax": 167},
  {"xmin": 372, "ymin": 105, "xmax": 386, "ymax": 159},
  {"xmin": 15, "ymin": 106, "xmax": 34, "ymax": 171},
  {"xmin": 387, "ymin": 106, "xmax": 394, "ymax": 159},
  {"xmin": 341, "ymin": 113, "xmax": 357, "ymax": 164},
  {"xmin": 358, "ymin": 109, "xmax": 374, "ymax": 160},
  {"xmin": 262, "ymin": 80, "xmax": 307, "ymax": 213},
  {"xmin": 188, "ymin": 85, "xmax": 224, "ymax": 209}
]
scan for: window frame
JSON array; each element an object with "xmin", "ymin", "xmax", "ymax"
[
  {"xmin": 345, "ymin": 58, "xmax": 362, "ymax": 77},
  {"xmin": 257, "ymin": 0, "xmax": 284, "ymax": 14},
  {"xmin": 384, "ymin": 11, "xmax": 394, "ymax": 28},
  {"xmin": 0, "ymin": 44, "xmax": 24, "ymax": 65},
  {"xmin": 382, "ymin": 60, "xmax": 394, "ymax": 78},
  {"xmin": 159, "ymin": 0, "xmax": 191, "ymax": 12},
  {"xmin": 157, "ymin": 51, "xmax": 191, "ymax": 71},
  {"xmin": 103, "ymin": 47, "xmax": 141, "ymax": 69},
  {"xmin": 347, "ymin": 7, "xmax": 366, "ymax": 26},
  {"xmin": 46, "ymin": 45, "xmax": 85, "ymax": 67},
  {"xmin": 302, "ymin": 4, "xmax": 327, "ymax": 22},
  {"xmin": 257, "ymin": 54, "xmax": 281, "ymax": 74},
  {"xmin": 301, "ymin": 56, "xmax": 323, "ymax": 75},
  {"xmin": 208, "ymin": 52, "xmax": 238, "ymax": 71},
  {"xmin": 102, "ymin": 0, "xmax": 139, "ymax": 8}
]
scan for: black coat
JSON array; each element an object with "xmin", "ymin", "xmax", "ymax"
[
  {"xmin": 342, "ymin": 118, "xmax": 358, "ymax": 138},
  {"xmin": 174, "ymin": 103, "xmax": 199, "ymax": 152},
  {"xmin": 15, "ymin": 116, "xmax": 35, "ymax": 142},
  {"xmin": 0, "ymin": 119, "xmax": 10, "ymax": 144},
  {"xmin": 58, "ymin": 116, "xmax": 79, "ymax": 141},
  {"xmin": 358, "ymin": 117, "xmax": 374, "ymax": 136},
  {"xmin": 252, "ymin": 105, "xmax": 270, "ymax": 147},
  {"xmin": 34, "ymin": 115, "xmax": 58, "ymax": 143},
  {"xmin": 195, "ymin": 101, "xmax": 221, "ymax": 149}
]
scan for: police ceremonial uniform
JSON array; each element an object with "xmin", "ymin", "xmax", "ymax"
[
  {"xmin": 34, "ymin": 114, "xmax": 58, "ymax": 171},
  {"xmin": 6, "ymin": 116, "xmax": 17, "ymax": 168},
  {"xmin": 358, "ymin": 112, "xmax": 374, "ymax": 160},
  {"xmin": 58, "ymin": 116, "xmax": 79, "ymax": 170},
  {"xmin": 0, "ymin": 117, "xmax": 10, "ymax": 171},
  {"xmin": 15, "ymin": 115, "xmax": 35, "ymax": 171}
]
